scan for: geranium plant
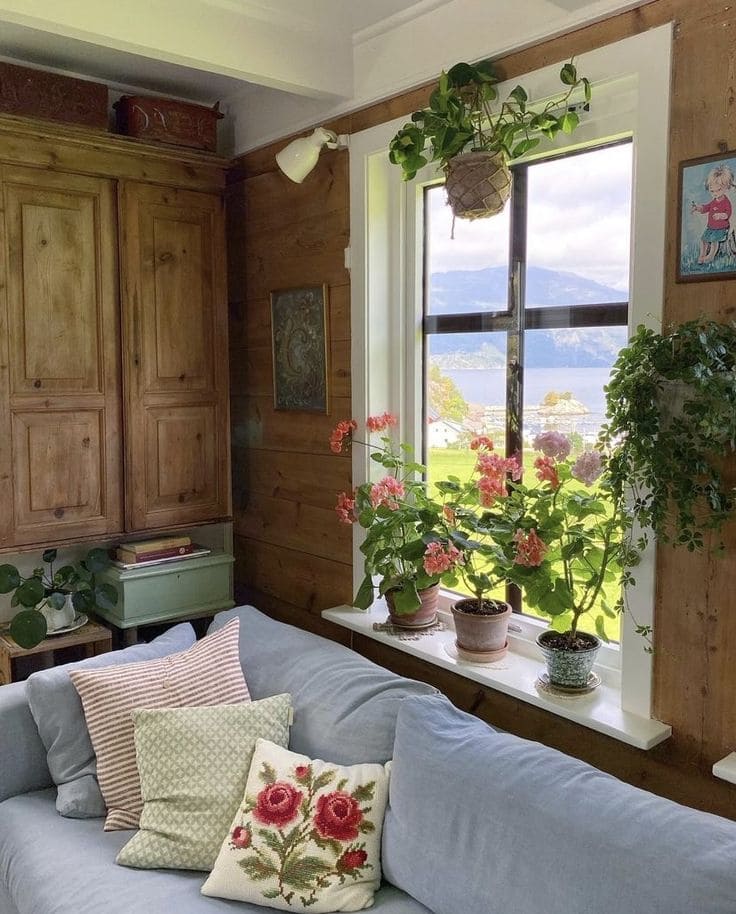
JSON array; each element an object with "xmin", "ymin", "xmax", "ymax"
[
  {"xmin": 429, "ymin": 435, "xmax": 522, "ymax": 610},
  {"xmin": 331, "ymin": 414, "xmax": 444, "ymax": 615},
  {"xmin": 504, "ymin": 431, "xmax": 636, "ymax": 648}
]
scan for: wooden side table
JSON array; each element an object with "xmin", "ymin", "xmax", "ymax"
[{"xmin": 0, "ymin": 620, "xmax": 112, "ymax": 685}]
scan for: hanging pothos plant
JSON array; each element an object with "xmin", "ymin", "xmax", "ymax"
[
  {"xmin": 388, "ymin": 57, "xmax": 590, "ymax": 220},
  {"xmin": 600, "ymin": 319, "xmax": 736, "ymax": 552}
]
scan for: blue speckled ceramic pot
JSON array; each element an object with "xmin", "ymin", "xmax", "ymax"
[{"xmin": 537, "ymin": 630, "xmax": 600, "ymax": 689}]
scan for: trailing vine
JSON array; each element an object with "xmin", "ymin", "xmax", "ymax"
[{"xmin": 600, "ymin": 319, "xmax": 736, "ymax": 551}]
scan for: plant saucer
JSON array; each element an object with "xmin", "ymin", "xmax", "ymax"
[{"xmin": 535, "ymin": 670, "xmax": 601, "ymax": 696}]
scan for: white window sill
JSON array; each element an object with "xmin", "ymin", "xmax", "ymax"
[
  {"xmin": 712, "ymin": 754, "xmax": 736, "ymax": 785},
  {"xmin": 322, "ymin": 600, "xmax": 671, "ymax": 751}
]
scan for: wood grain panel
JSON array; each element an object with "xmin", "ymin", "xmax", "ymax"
[
  {"xmin": 121, "ymin": 180, "xmax": 231, "ymax": 530},
  {"xmin": 234, "ymin": 491, "xmax": 351, "ymax": 564},
  {"xmin": 230, "ymin": 284, "xmax": 350, "ymax": 351},
  {"xmin": 231, "ymin": 395, "xmax": 352, "ymax": 452},
  {"xmin": 0, "ymin": 166, "xmax": 122, "ymax": 546},
  {"xmin": 0, "ymin": 113, "xmax": 227, "ymax": 191},
  {"xmin": 232, "ymin": 448, "xmax": 351, "ymax": 510},
  {"xmin": 234, "ymin": 535, "xmax": 352, "ymax": 614},
  {"xmin": 230, "ymin": 339, "xmax": 349, "ymax": 400},
  {"xmin": 233, "ymin": 582, "xmax": 352, "ymax": 645}
]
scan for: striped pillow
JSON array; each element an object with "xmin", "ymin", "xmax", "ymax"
[{"xmin": 70, "ymin": 619, "xmax": 249, "ymax": 831}]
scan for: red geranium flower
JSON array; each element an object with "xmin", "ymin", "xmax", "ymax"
[
  {"xmin": 337, "ymin": 848, "xmax": 368, "ymax": 871},
  {"xmin": 253, "ymin": 782, "xmax": 303, "ymax": 828},
  {"xmin": 314, "ymin": 791, "xmax": 363, "ymax": 841},
  {"xmin": 231, "ymin": 825, "xmax": 251, "ymax": 849}
]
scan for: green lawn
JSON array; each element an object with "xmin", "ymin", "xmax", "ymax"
[{"xmin": 426, "ymin": 446, "xmax": 622, "ymax": 642}]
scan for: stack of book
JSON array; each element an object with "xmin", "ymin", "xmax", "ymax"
[{"xmin": 113, "ymin": 536, "xmax": 211, "ymax": 569}]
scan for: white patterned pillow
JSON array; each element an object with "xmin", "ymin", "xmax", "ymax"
[
  {"xmin": 70, "ymin": 619, "xmax": 249, "ymax": 830},
  {"xmin": 117, "ymin": 695, "xmax": 292, "ymax": 872},
  {"xmin": 202, "ymin": 739, "xmax": 390, "ymax": 913}
]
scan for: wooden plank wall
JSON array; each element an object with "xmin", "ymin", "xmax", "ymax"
[{"xmin": 228, "ymin": 0, "xmax": 736, "ymax": 816}]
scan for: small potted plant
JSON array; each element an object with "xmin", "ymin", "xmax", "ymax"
[
  {"xmin": 430, "ymin": 436, "xmax": 522, "ymax": 660},
  {"xmin": 0, "ymin": 548, "xmax": 118, "ymax": 649},
  {"xmin": 504, "ymin": 432, "xmax": 635, "ymax": 689},
  {"xmin": 331, "ymin": 414, "xmax": 445, "ymax": 627},
  {"xmin": 388, "ymin": 57, "xmax": 590, "ymax": 220}
]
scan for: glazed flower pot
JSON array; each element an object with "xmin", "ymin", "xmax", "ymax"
[
  {"xmin": 444, "ymin": 151, "xmax": 512, "ymax": 221},
  {"xmin": 452, "ymin": 599, "xmax": 511, "ymax": 660},
  {"xmin": 537, "ymin": 630, "xmax": 600, "ymax": 689},
  {"xmin": 385, "ymin": 584, "xmax": 439, "ymax": 629}
]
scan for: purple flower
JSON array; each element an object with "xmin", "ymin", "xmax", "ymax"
[
  {"xmin": 571, "ymin": 451, "xmax": 603, "ymax": 486},
  {"xmin": 532, "ymin": 431, "xmax": 571, "ymax": 461}
]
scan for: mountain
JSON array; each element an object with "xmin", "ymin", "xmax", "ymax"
[
  {"xmin": 429, "ymin": 265, "xmax": 626, "ymax": 313},
  {"xmin": 428, "ymin": 266, "xmax": 628, "ymax": 369}
]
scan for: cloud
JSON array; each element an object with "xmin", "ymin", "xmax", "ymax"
[{"xmin": 427, "ymin": 142, "xmax": 633, "ymax": 291}]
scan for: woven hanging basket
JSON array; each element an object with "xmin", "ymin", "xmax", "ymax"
[{"xmin": 444, "ymin": 151, "xmax": 512, "ymax": 221}]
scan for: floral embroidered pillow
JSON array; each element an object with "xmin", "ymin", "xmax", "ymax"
[{"xmin": 201, "ymin": 739, "xmax": 390, "ymax": 913}]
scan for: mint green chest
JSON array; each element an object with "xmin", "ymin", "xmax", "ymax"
[{"xmin": 96, "ymin": 552, "xmax": 235, "ymax": 629}]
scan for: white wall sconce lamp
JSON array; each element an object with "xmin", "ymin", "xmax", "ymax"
[{"xmin": 275, "ymin": 127, "xmax": 349, "ymax": 183}]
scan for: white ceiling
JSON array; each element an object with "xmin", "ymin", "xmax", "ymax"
[{"xmin": 0, "ymin": 0, "xmax": 653, "ymax": 152}]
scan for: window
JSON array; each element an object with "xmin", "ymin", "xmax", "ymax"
[
  {"xmin": 348, "ymin": 25, "xmax": 672, "ymax": 725},
  {"xmin": 423, "ymin": 142, "xmax": 632, "ymax": 640}
]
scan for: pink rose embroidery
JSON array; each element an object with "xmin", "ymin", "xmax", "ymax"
[
  {"xmin": 314, "ymin": 791, "xmax": 363, "ymax": 841},
  {"xmin": 231, "ymin": 825, "xmax": 252, "ymax": 849},
  {"xmin": 253, "ymin": 782, "xmax": 303, "ymax": 828}
]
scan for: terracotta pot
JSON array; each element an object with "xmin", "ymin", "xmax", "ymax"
[
  {"xmin": 444, "ymin": 151, "xmax": 512, "ymax": 221},
  {"xmin": 452, "ymin": 599, "xmax": 511, "ymax": 657},
  {"xmin": 385, "ymin": 583, "xmax": 439, "ymax": 629},
  {"xmin": 537, "ymin": 630, "xmax": 600, "ymax": 689}
]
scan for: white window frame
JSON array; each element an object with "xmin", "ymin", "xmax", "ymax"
[{"xmin": 348, "ymin": 24, "xmax": 672, "ymax": 721}]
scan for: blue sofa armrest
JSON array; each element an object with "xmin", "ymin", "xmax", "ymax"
[{"xmin": 0, "ymin": 682, "xmax": 52, "ymax": 802}]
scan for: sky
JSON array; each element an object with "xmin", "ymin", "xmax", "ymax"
[{"xmin": 426, "ymin": 142, "xmax": 633, "ymax": 292}]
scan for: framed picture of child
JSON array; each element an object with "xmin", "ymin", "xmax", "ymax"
[{"xmin": 678, "ymin": 151, "xmax": 736, "ymax": 282}]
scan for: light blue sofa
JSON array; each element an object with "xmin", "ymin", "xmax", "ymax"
[{"xmin": 1, "ymin": 605, "xmax": 736, "ymax": 914}]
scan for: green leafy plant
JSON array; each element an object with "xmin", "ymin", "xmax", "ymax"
[
  {"xmin": 0, "ymin": 548, "xmax": 118, "ymax": 649},
  {"xmin": 498, "ymin": 433, "xmax": 636, "ymax": 647},
  {"xmin": 330, "ymin": 414, "xmax": 445, "ymax": 614},
  {"xmin": 600, "ymin": 319, "xmax": 736, "ymax": 551},
  {"xmin": 429, "ymin": 433, "xmax": 633, "ymax": 642},
  {"xmin": 429, "ymin": 436, "xmax": 521, "ymax": 609},
  {"xmin": 388, "ymin": 58, "xmax": 590, "ymax": 181}
]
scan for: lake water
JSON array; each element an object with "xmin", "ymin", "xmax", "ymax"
[{"xmin": 445, "ymin": 366, "xmax": 613, "ymax": 438}]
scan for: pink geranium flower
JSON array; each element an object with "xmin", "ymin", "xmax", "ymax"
[
  {"xmin": 470, "ymin": 435, "xmax": 494, "ymax": 451},
  {"xmin": 478, "ymin": 474, "xmax": 507, "ymax": 506},
  {"xmin": 533, "ymin": 431, "xmax": 571, "ymax": 460},
  {"xmin": 370, "ymin": 476, "xmax": 405, "ymax": 510},
  {"xmin": 335, "ymin": 491, "xmax": 356, "ymax": 524},
  {"xmin": 366, "ymin": 412, "xmax": 398, "ymax": 432},
  {"xmin": 423, "ymin": 541, "xmax": 464, "ymax": 576},
  {"xmin": 534, "ymin": 455, "xmax": 560, "ymax": 488},
  {"xmin": 330, "ymin": 419, "xmax": 357, "ymax": 454},
  {"xmin": 571, "ymin": 450, "xmax": 603, "ymax": 486},
  {"xmin": 513, "ymin": 528, "xmax": 548, "ymax": 567}
]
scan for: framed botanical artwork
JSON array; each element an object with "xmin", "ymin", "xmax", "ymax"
[
  {"xmin": 270, "ymin": 285, "xmax": 329, "ymax": 412},
  {"xmin": 677, "ymin": 150, "xmax": 736, "ymax": 282}
]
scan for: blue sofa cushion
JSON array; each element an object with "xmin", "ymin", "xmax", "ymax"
[
  {"xmin": 0, "ymin": 790, "xmax": 431, "ymax": 914},
  {"xmin": 382, "ymin": 694, "xmax": 736, "ymax": 914},
  {"xmin": 0, "ymin": 683, "xmax": 51, "ymax": 803},
  {"xmin": 25, "ymin": 622, "xmax": 196, "ymax": 819},
  {"xmin": 208, "ymin": 606, "xmax": 438, "ymax": 765}
]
